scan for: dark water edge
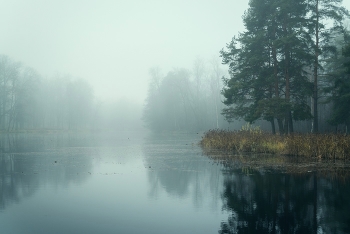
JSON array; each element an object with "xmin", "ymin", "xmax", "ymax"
[
  {"xmin": 218, "ymin": 168, "xmax": 350, "ymax": 234},
  {"xmin": 203, "ymin": 149, "xmax": 350, "ymax": 234},
  {"xmin": 0, "ymin": 132, "xmax": 350, "ymax": 234},
  {"xmin": 203, "ymin": 148, "xmax": 350, "ymax": 179}
]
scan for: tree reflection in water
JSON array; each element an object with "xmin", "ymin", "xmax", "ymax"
[
  {"xmin": 0, "ymin": 133, "xmax": 93, "ymax": 211},
  {"xmin": 219, "ymin": 168, "xmax": 350, "ymax": 234},
  {"xmin": 142, "ymin": 132, "xmax": 224, "ymax": 209}
]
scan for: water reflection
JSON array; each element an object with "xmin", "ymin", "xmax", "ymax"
[
  {"xmin": 0, "ymin": 133, "xmax": 93, "ymax": 210},
  {"xmin": 218, "ymin": 168, "xmax": 350, "ymax": 234},
  {"xmin": 3, "ymin": 132, "xmax": 348, "ymax": 233},
  {"xmin": 1, "ymin": 132, "xmax": 230, "ymax": 234},
  {"xmin": 142, "ymin": 132, "xmax": 224, "ymax": 209}
]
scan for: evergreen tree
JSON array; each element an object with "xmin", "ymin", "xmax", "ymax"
[
  {"xmin": 306, "ymin": 0, "xmax": 349, "ymax": 132},
  {"xmin": 325, "ymin": 39, "xmax": 350, "ymax": 131},
  {"xmin": 221, "ymin": 0, "xmax": 313, "ymax": 134}
]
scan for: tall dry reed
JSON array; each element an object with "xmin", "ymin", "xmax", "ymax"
[{"xmin": 200, "ymin": 129, "xmax": 350, "ymax": 160}]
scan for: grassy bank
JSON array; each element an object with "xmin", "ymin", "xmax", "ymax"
[{"xmin": 200, "ymin": 128, "xmax": 350, "ymax": 160}]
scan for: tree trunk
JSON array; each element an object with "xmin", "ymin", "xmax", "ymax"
[
  {"xmin": 283, "ymin": 16, "xmax": 292, "ymax": 134},
  {"xmin": 272, "ymin": 23, "xmax": 283, "ymax": 135},
  {"xmin": 289, "ymin": 111, "xmax": 294, "ymax": 133},
  {"xmin": 277, "ymin": 119, "xmax": 284, "ymax": 135},
  {"xmin": 270, "ymin": 118, "xmax": 276, "ymax": 134},
  {"xmin": 313, "ymin": 0, "xmax": 319, "ymax": 133},
  {"xmin": 284, "ymin": 114, "xmax": 289, "ymax": 135}
]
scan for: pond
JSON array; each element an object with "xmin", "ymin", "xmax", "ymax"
[{"xmin": 0, "ymin": 132, "xmax": 349, "ymax": 234}]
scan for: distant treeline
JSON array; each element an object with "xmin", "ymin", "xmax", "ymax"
[
  {"xmin": 143, "ymin": 61, "xmax": 238, "ymax": 132},
  {"xmin": 220, "ymin": 0, "xmax": 350, "ymax": 134},
  {"xmin": 0, "ymin": 54, "xmax": 142, "ymax": 132}
]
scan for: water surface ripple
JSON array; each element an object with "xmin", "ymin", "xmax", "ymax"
[{"xmin": 0, "ymin": 132, "xmax": 349, "ymax": 234}]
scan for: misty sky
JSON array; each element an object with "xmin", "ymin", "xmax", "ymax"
[{"xmin": 1, "ymin": 0, "xmax": 349, "ymax": 103}]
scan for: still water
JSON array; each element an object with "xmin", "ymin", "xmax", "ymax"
[{"xmin": 0, "ymin": 132, "xmax": 349, "ymax": 234}]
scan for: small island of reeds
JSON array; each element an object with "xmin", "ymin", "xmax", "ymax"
[{"xmin": 200, "ymin": 125, "xmax": 350, "ymax": 161}]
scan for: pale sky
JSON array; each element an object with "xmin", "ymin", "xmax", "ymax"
[{"xmin": 1, "ymin": 0, "xmax": 349, "ymax": 103}]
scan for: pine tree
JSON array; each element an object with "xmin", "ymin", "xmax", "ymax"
[
  {"xmin": 325, "ymin": 37, "xmax": 350, "ymax": 131},
  {"xmin": 221, "ymin": 0, "xmax": 313, "ymax": 134},
  {"xmin": 306, "ymin": 0, "xmax": 349, "ymax": 132}
]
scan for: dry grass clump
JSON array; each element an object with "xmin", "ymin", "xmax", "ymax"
[
  {"xmin": 200, "ymin": 127, "xmax": 350, "ymax": 160},
  {"xmin": 284, "ymin": 133, "xmax": 350, "ymax": 159}
]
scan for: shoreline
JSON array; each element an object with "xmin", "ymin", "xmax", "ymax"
[
  {"xmin": 202, "ymin": 147, "xmax": 350, "ymax": 179},
  {"xmin": 200, "ymin": 129, "xmax": 350, "ymax": 160}
]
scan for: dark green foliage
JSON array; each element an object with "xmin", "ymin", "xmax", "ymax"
[
  {"xmin": 221, "ymin": 0, "xmax": 314, "ymax": 134},
  {"xmin": 326, "ymin": 41, "xmax": 350, "ymax": 128},
  {"xmin": 221, "ymin": 0, "xmax": 349, "ymax": 134},
  {"xmin": 306, "ymin": 0, "xmax": 349, "ymax": 132},
  {"xmin": 345, "ymin": 43, "xmax": 350, "ymax": 73}
]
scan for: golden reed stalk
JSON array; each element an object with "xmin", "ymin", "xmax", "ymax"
[{"xmin": 200, "ymin": 128, "xmax": 350, "ymax": 160}]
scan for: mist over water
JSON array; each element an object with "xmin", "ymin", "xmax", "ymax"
[
  {"xmin": 1, "ymin": 132, "xmax": 349, "ymax": 233},
  {"xmin": 0, "ymin": 132, "xmax": 227, "ymax": 234},
  {"xmin": 1, "ymin": 1, "xmax": 350, "ymax": 233}
]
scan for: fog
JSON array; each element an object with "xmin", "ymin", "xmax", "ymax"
[
  {"xmin": 1, "ymin": 1, "xmax": 350, "ymax": 132},
  {"xmin": 0, "ymin": 0, "xmax": 249, "ymax": 103}
]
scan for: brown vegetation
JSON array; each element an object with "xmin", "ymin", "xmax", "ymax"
[{"xmin": 200, "ymin": 128, "xmax": 350, "ymax": 160}]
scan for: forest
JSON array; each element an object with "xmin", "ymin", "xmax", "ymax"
[
  {"xmin": 221, "ymin": 0, "xmax": 350, "ymax": 134},
  {"xmin": 2, "ymin": 0, "xmax": 350, "ymax": 135},
  {"xmin": 144, "ymin": 0, "xmax": 350, "ymax": 134},
  {"xmin": 142, "ymin": 60, "xmax": 239, "ymax": 132},
  {"xmin": 0, "ymin": 55, "xmax": 142, "ymax": 132}
]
